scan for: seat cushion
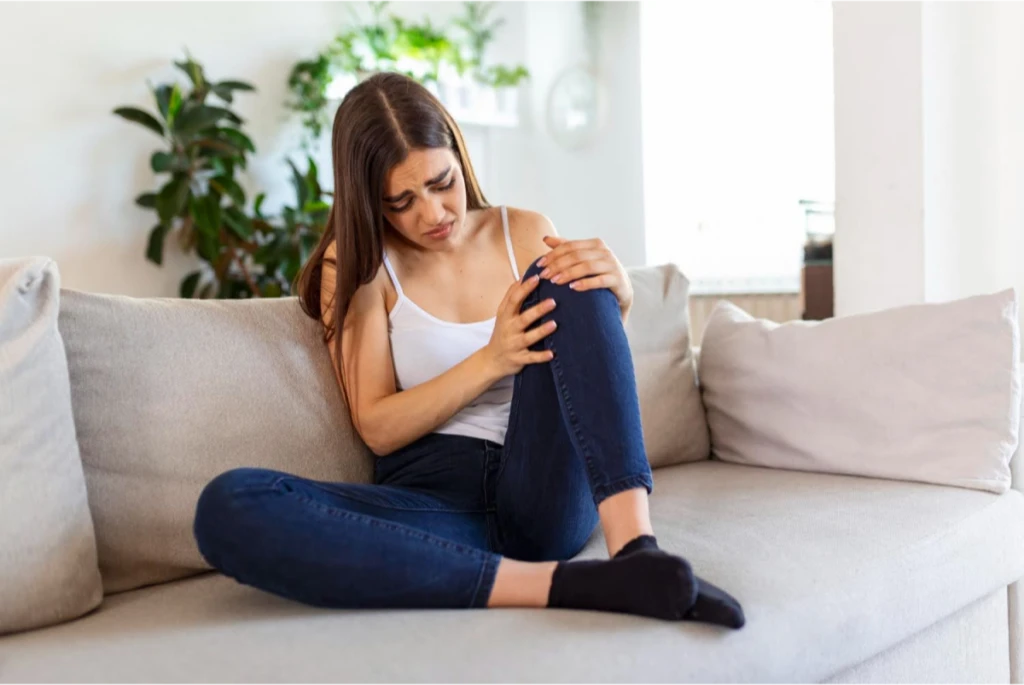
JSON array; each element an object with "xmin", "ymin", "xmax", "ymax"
[{"xmin": 3, "ymin": 460, "xmax": 1023, "ymax": 683}]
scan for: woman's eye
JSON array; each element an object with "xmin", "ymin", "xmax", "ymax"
[
  {"xmin": 391, "ymin": 203, "xmax": 412, "ymax": 213},
  {"xmin": 437, "ymin": 177, "xmax": 456, "ymax": 191}
]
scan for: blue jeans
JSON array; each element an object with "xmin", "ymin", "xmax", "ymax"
[{"xmin": 193, "ymin": 258, "xmax": 654, "ymax": 610}]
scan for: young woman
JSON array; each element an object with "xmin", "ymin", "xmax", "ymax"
[{"xmin": 193, "ymin": 72, "xmax": 743, "ymax": 628}]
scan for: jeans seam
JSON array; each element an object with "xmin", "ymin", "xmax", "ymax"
[
  {"xmin": 285, "ymin": 477, "xmax": 487, "ymax": 514},
  {"xmin": 548, "ymin": 345, "xmax": 604, "ymax": 491},
  {"xmin": 277, "ymin": 487, "xmax": 495, "ymax": 562},
  {"xmin": 469, "ymin": 554, "xmax": 500, "ymax": 608}
]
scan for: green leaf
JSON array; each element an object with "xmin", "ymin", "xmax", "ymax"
[
  {"xmin": 174, "ymin": 104, "xmax": 230, "ymax": 135},
  {"xmin": 210, "ymin": 176, "xmax": 245, "ymax": 207},
  {"xmin": 303, "ymin": 200, "xmax": 331, "ymax": 214},
  {"xmin": 253, "ymin": 193, "xmax": 267, "ymax": 218},
  {"xmin": 216, "ymin": 127, "xmax": 255, "ymax": 153},
  {"xmin": 154, "ymin": 85, "xmax": 173, "ymax": 120},
  {"xmin": 216, "ymin": 80, "xmax": 255, "ymax": 92},
  {"xmin": 146, "ymin": 224, "xmax": 168, "ymax": 265},
  {"xmin": 261, "ymin": 281, "xmax": 283, "ymax": 298},
  {"xmin": 205, "ymin": 106, "xmax": 243, "ymax": 126},
  {"xmin": 174, "ymin": 58, "xmax": 206, "ymax": 89},
  {"xmin": 156, "ymin": 176, "xmax": 190, "ymax": 223},
  {"xmin": 191, "ymin": 137, "xmax": 239, "ymax": 156},
  {"xmin": 288, "ymin": 159, "xmax": 309, "ymax": 209},
  {"xmin": 150, "ymin": 151, "xmax": 189, "ymax": 173},
  {"xmin": 113, "ymin": 107, "xmax": 165, "ymax": 138},
  {"xmin": 211, "ymin": 85, "xmax": 232, "ymax": 104},
  {"xmin": 196, "ymin": 230, "xmax": 220, "ymax": 263},
  {"xmin": 304, "ymin": 156, "xmax": 322, "ymax": 199},
  {"xmin": 135, "ymin": 192, "xmax": 158, "ymax": 209},
  {"xmin": 190, "ymin": 194, "xmax": 222, "ymax": 238},
  {"xmin": 167, "ymin": 84, "xmax": 183, "ymax": 127},
  {"xmin": 223, "ymin": 207, "xmax": 254, "ymax": 240},
  {"xmin": 180, "ymin": 270, "xmax": 202, "ymax": 298}
]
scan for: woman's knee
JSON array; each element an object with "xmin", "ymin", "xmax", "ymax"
[
  {"xmin": 521, "ymin": 258, "xmax": 618, "ymax": 312},
  {"xmin": 193, "ymin": 467, "xmax": 287, "ymax": 554}
]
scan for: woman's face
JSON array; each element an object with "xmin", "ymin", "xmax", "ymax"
[{"xmin": 382, "ymin": 147, "xmax": 467, "ymax": 249}]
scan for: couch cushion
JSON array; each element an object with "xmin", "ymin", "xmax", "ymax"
[
  {"xmin": 0, "ymin": 258, "xmax": 102, "ymax": 635},
  {"xmin": 3, "ymin": 460, "xmax": 1022, "ymax": 683},
  {"xmin": 57, "ymin": 291, "xmax": 375, "ymax": 594},
  {"xmin": 624, "ymin": 264, "xmax": 709, "ymax": 468},
  {"xmin": 699, "ymin": 289, "xmax": 1021, "ymax": 494}
]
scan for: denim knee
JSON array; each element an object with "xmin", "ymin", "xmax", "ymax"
[
  {"xmin": 521, "ymin": 256, "xmax": 619, "ymax": 313},
  {"xmin": 193, "ymin": 467, "xmax": 286, "ymax": 560}
]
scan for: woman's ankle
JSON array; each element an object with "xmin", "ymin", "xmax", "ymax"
[
  {"xmin": 486, "ymin": 558, "xmax": 558, "ymax": 608},
  {"xmin": 597, "ymin": 487, "xmax": 655, "ymax": 557}
]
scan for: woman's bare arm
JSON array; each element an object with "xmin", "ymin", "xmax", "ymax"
[{"xmin": 321, "ymin": 244, "xmax": 505, "ymax": 456}]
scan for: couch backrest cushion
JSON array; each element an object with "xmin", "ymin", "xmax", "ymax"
[
  {"xmin": 699, "ymin": 289, "xmax": 1021, "ymax": 494},
  {"xmin": 58, "ymin": 291, "xmax": 374, "ymax": 594},
  {"xmin": 625, "ymin": 264, "xmax": 710, "ymax": 468},
  {"xmin": 0, "ymin": 258, "xmax": 102, "ymax": 634}
]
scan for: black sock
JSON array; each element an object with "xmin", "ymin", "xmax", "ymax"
[
  {"xmin": 547, "ymin": 543, "xmax": 698, "ymax": 621},
  {"xmin": 615, "ymin": 535, "xmax": 746, "ymax": 629}
]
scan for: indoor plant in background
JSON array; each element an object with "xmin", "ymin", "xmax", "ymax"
[
  {"xmin": 286, "ymin": 1, "xmax": 529, "ymax": 147},
  {"xmin": 115, "ymin": 54, "xmax": 330, "ymax": 298}
]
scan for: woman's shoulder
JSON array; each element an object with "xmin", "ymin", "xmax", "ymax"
[
  {"xmin": 504, "ymin": 206, "xmax": 557, "ymax": 238},
  {"xmin": 502, "ymin": 206, "xmax": 558, "ymax": 264}
]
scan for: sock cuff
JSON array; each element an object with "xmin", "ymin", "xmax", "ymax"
[{"xmin": 614, "ymin": 534, "xmax": 659, "ymax": 558}]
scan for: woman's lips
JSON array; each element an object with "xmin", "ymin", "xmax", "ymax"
[{"xmin": 425, "ymin": 221, "xmax": 453, "ymax": 238}]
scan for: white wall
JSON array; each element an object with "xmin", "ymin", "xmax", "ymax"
[
  {"xmin": 834, "ymin": 1, "xmax": 1024, "ymax": 336},
  {"xmin": 832, "ymin": 2, "xmax": 925, "ymax": 316},
  {"xmin": 519, "ymin": 1, "xmax": 646, "ymax": 268},
  {"xmin": 0, "ymin": 1, "xmax": 645, "ymax": 297}
]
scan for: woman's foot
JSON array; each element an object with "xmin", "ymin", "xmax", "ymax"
[
  {"xmin": 546, "ymin": 546, "xmax": 698, "ymax": 620},
  {"xmin": 615, "ymin": 535, "xmax": 746, "ymax": 629}
]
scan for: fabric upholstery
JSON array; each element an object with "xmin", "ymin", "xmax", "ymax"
[
  {"xmin": 624, "ymin": 264, "xmax": 710, "ymax": 467},
  {"xmin": 57, "ymin": 291, "xmax": 375, "ymax": 594},
  {"xmin": 3, "ymin": 460, "xmax": 1023, "ymax": 682},
  {"xmin": 0, "ymin": 258, "xmax": 102, "ymax": 635},
  {"xmin": 699, "ymin": 290, "xmax": 1021, "ymax": 494},
  {"xmin": 824, "ymin": 588, "xmax": 1009, "ymax": 683}
]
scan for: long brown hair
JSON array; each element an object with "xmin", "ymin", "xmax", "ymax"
[{"xmin": 295, "ymin": 72, "xmax": 489, "ymax": 389}]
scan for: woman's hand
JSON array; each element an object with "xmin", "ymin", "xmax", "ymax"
[
  {"xmin": 480, "ymin": 274, "xmax": 559, "ymax": 378},
  {"xmin": 537, "ymin": 236, "xmax": 634, "ymax": 320}
]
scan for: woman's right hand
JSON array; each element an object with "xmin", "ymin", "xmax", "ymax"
[{"xmin": 481, "ymin": 274, "xmax": 559, "ymax": 378}]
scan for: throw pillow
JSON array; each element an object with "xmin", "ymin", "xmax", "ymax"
[
  {"xmin": 625, "ymin": 264, "xmax": 711, "ymax": 468},
  {"xmin": 0, "ymin": 257, "xmax": 102, "ymax": 634},
  {"xmin": 698, "ymin": 290, "xmax": 1020, "ymax": 493},
  {"xmin": 58, "ymin": 291, "xmax": 374, "ymax": 594}
]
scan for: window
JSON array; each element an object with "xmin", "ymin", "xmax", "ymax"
[{"xmin": 639, "ymin": 1, "xmax": 835, "ymax": 294}]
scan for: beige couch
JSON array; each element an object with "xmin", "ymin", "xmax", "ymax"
[{"xmin": 2, "ymin": 261, "xmax": 1024, "ymax": 683}]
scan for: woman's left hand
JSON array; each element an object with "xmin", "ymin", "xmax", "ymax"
[{"xmin": 537, "ymin": 236, "xmax": 633, "ymax": 320}]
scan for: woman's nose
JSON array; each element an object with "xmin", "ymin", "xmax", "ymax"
[{"xmin": 423, "ymin": 197, "xmax": 446, "ymax": 225}]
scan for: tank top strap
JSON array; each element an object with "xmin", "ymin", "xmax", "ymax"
[
  {"xmin": 500, "ymin": 205, "xmax": 520, "ymax": 281},
  {"xmin": 381, "ymin": 250, "xmax": 405, "ymax": 298}
]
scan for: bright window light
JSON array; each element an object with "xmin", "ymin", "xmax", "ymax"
[{"xmin": 640, "ymin": 1, "xmax": 835, "ymax": 292}]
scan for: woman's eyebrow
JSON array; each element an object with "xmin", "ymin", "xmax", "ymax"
[{"xmin": 383, "ymin": 166, "xmax": 452, "ymax": 203}]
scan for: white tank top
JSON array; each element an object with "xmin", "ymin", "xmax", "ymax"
[{"xmin": 382, "ymin": 206, "xmax": 520, "ymax": 445}]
